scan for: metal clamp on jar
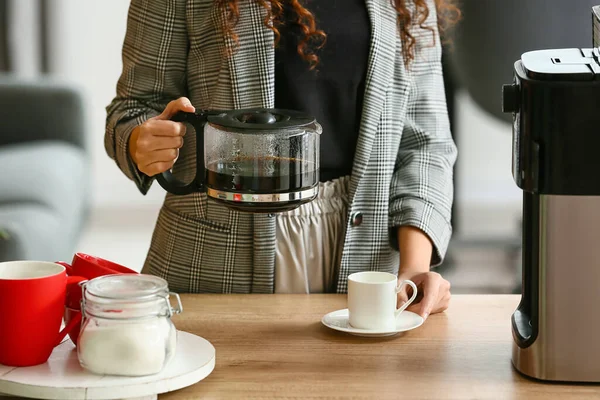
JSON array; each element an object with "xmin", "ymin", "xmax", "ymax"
[{"xmin": 77, "ymin": 274, "xmax": 183, "ymax": 377}]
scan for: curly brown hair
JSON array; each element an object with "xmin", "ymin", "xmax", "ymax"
[{"xmin": 215, "ymin": 0, "xmax": 461, "ymax": 69}]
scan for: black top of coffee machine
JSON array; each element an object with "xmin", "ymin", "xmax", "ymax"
[{"xmin": 503, "ymin": 48, "xmax": 600, "ymax": 196}]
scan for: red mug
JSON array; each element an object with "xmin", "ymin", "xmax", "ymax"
[
  {"xmin": 56, "ymin": 253, "xmax": 138, "ymax": 345},
  {"xmin": 0, "ymin": 261, "xmax": 86, "ymax": 367},
  {"xmin": 56, "ymin": 253, "xmax": 138, "ymax": 280}
]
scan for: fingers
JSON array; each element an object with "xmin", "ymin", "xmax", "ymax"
[
  {"xmin": 436, "ymin": 279, "xmax": 451, "ymax": 313},
  {"xmin": 140, "ymin": 160, "xmax": 176, "ymax": 176},
  {"xmin": 130, "ymin": 98, "xmax": 193, "ymax": 175},
  {"xmin": 136, "ymin": 149, "xmax": 179, "ymax": 176},
  {"xmin": 148, "ymin": 149, "xmax": 179, "ymax": 163},
  {"xmin": 132, "ymin": 120, "xmax": 185, "ymax": 176},
  {"xmin": 438, "ymin": 290, "xmax": 451, "ymax": 312},
  {"xmin": 404, "ymin": 275, "xmax": 451, "ymax": 318},
  {"xmin": 418, "ymin": 273, "xmax": 441, "ymax": 320},
  {"xmin": 405, "ymin": 302, "xmax": 422, "ymax": 314},
  {"xmin": 139, "ymin": 134, "xmax": 184, "ymax": 152},
  {"xmin": 158, "ymin": 97, "xmax": 195, "ymax": 120},
  {"xmin": 138, "ymin": 148, "xmax": 178, "ymax": 165},
  {"xmin": 144, "ymin": 120, "xmax": 187, "ymax": 137}
]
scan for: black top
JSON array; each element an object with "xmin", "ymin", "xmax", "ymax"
[{"xmin": 274, "ymin": 0, "xmax": 371, "ymax": 182}]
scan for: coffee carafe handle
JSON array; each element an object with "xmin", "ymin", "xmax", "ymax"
[{"xmin": 155, "ymin": 111, "xmax": 208, "ymax": 195}]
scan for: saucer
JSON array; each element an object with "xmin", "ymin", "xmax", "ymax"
[{"xmin": 321, "ymin": 309, "xmax": 424, "ymax": 337}]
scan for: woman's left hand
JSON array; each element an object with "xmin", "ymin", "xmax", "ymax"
[{"xmin": 397, "ymin": 270, "xmax": 451, "ymax": 320}]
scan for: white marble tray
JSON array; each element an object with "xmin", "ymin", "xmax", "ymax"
[{"xmin": 0, "ymin": 331, "xmax": 215, "ymax": 400}]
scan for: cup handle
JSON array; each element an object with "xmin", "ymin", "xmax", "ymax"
[
  {"xmin": 55, "ymin": 276, "xmax": 87, "ymax": 346},
  {"xmin": 55, "ymin": 261, "xmax": 74, "ymax": 276},
  {"xmin": 56, "ymin": 311, "xmax": 81, "ymax": 347},
  {"xmin": 394, "ymin": 280, "xmax": 418, "ymax": 318}
]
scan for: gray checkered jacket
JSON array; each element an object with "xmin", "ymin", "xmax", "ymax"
[{"xmin": 105, "ymin": 0, "xmax": 457, "ymax": 294}]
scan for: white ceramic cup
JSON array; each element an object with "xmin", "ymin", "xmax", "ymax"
[{"xmin": 347, "ymin": 271, "xmax": 418, "ymax": 331}]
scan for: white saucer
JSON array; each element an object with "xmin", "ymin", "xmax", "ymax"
[{"xmin": 321, "ymin": 309, "xmax": 424, "ymax": 337}]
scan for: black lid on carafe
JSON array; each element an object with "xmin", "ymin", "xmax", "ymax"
[{"xmin": 208, "ymin": 108, "xmax": 317, "ymax": 132}]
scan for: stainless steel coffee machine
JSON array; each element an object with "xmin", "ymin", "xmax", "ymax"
[{"xmin": 503, "ymin": 45, "xmax": 600, "ymax": 382}]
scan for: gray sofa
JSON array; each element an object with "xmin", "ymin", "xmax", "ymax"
[{"xmin": 0, "ymin": 76, "xmax": 89, "ymax": 262}]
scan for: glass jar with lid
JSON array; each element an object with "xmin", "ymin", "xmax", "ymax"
[{"xmin": 77, "ymin": 274, "xmax": 183, "ymax": 377}]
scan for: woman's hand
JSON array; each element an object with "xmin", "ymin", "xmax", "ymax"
[
  {"xmin": 397, "ymin": 269, "xmax": 451, "ymax": 320},
  {"xmin": 128, "ymin": 97, "xmax": 195, "ymax": 176}
]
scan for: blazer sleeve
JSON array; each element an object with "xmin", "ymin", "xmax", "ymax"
[
  {"xmin": 389, "ymin": 5, "xmax": 458, "ymax": 266},
  {"xmin": 104, "ymin": 0, "xmax": 189, "ymax": 195}
]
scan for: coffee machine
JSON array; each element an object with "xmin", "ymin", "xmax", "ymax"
[{"xmin": 503, "ymin": 43, "xmax": 600, "ymax": 381}]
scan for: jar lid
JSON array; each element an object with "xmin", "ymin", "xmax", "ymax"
[{"xmin": 85, "ymin": 274, "xmax": 168, "ymax": 301}]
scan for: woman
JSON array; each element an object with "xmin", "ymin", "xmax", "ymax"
[{"xmin": 105, "ymin": 0, "xmax": 459, "ymax": 320}]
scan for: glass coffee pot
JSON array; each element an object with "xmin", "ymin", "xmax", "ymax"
[{"xmin": 156, "ymin": 108, "xmax": 322, "ymax": 213}]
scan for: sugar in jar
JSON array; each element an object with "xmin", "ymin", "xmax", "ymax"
[{"xmin": 77, "ymin": 274, "xmax": 183, "ymax": 376}]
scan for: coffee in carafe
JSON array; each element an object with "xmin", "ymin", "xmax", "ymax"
[{"xmin": 206, "ymin": 156, "xmax": 318, "ymax": 194}]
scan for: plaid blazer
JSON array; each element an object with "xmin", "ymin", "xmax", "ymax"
[{"xmin": 105, "ymin": 0, "xmax": 457, "ymax": 294}]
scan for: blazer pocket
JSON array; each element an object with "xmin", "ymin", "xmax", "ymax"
[
  {"xmin": 162, "ymin": 203, "xmax": 231, "ymax": 234},
  {"xmin": 148, "ymin": 204, "xmax": 235, "ymax": 294}
]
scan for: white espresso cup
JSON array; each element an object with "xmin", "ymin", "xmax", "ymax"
[{"xmin": 347, "ymin": 271, "xmax": 418, "ymax": 331}]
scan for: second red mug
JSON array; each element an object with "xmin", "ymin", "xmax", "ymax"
[
  {"xmin": 56, "ymin": 252, "xmax": 138, "ymax": 280},
  {"xmin": 0, "ymin": 261, "xmax": 86, "ymax": 367},
  {"xmin": 56, "ymin": 253, "xmax": 138, "ymax": 345}
]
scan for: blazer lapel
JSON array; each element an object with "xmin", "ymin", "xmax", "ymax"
[
  {"xmin": 349, "ymin": 0, "xmax": 398, "ymax": 200},
  {"xmin": 226, "ymin": 2, "xmax": 275, "ymax": 109}
]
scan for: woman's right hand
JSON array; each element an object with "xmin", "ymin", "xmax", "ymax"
[{"xmin": 128, "ymin": 97, "xmax": 196, "ymax": 176}]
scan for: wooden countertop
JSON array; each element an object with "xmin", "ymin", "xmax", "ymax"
[{"xmin": 164, "ymin": 294, "xmax": 600, "ymax": 399}]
